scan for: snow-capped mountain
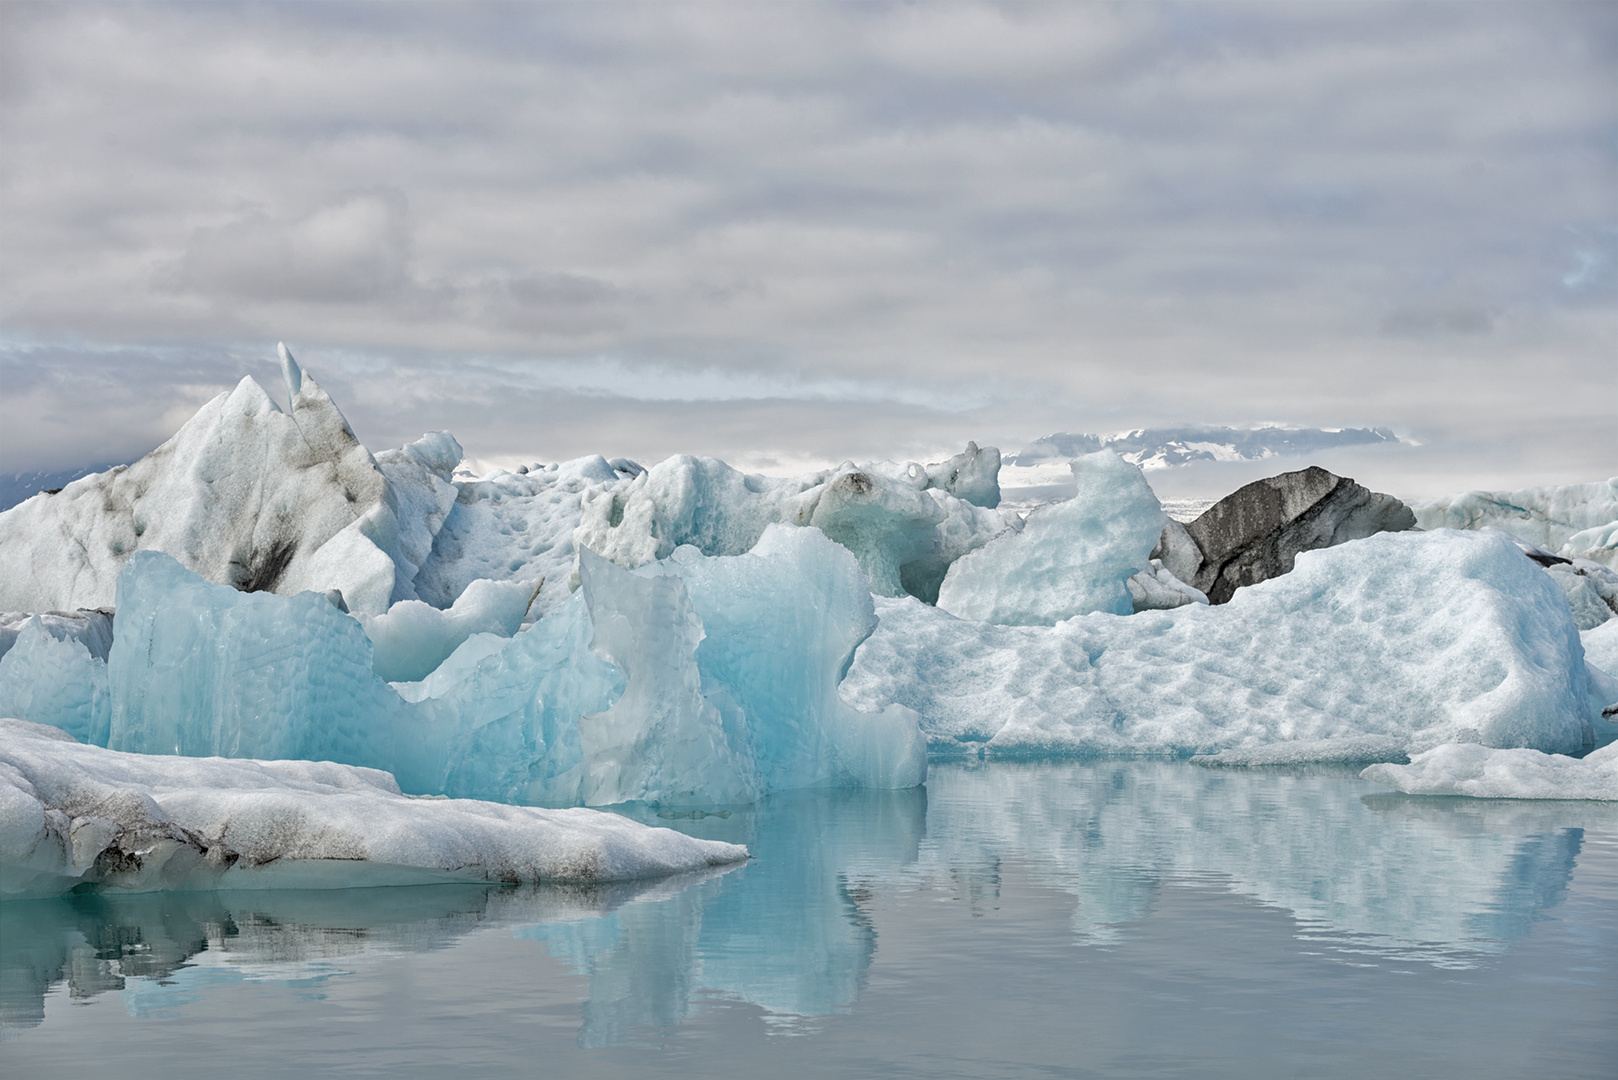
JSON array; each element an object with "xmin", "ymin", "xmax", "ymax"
[{"xmin": 1007, "ymin": 426, "xmax": 1401, "ymax": 470}]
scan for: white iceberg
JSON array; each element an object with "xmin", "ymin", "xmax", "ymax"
[
  {"xmin": 1411, "ymin": 479, "xmax": 1618, "ymax": 569},
  {"xmin": 0, "ymin": 718, "xmax": 748, "ymax": 900},
  {"xmin": 1584, "ymin": 618, "xmax": 1618, "ymax": 677},
  {"xmin": 1542, "ymin": 558, "xmax": 1618, "ymax": 630},
  {"xmin": 843, "ymin": 529, "xmax": 1608, "ymax": 759},
  {"xmin": 0, "ymin": 607, "xmax": 114, "ymax": 661},
  {"xmin": 1361, "ymin": 741, "xmax": 1618, "ymax": 801},
  {"xmin": 411, "ymin": 454, "xmax": 632, "ymax": 617},
  {"xmin": 0, "ymin": 346, "xmax": 411, "ymax": 615},
  {"xmin": 936, "ymin": 451, "xmax": 1168, "ymax": 624},
  {"xmin": 574, "ymin": 450, "xmax": 1013, "ymax": 601}
]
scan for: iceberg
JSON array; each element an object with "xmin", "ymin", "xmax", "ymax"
[
  {"xmin": 0, "ymin": 617, "xmax": 110, "ymax": 746},
  {"xmin": 0, "ymin": 717, "xmax": 748, "ymax": 900},
  {"xmin": 412, "ymin": 454, "xmax": 630, "ymax": 617},
  {"xmin": 1584, "ymin": 618, "xmax": 1618, "ymax": 677},
  {"xmin": 109, "ymin": 550, "xmax": 404, "ymax": 766},
  {"xmin": 650, "ymin": 526, "xmax": 927, "ymax": 794},
  {"xmin": 94, "ymin": 532, "xmax": 921, "ymax": 807},
  {"xmin": 0, "ymin": 346, "xmax": 407, "ymax": 615},
  {"xmin": 1411, "ymin": 479, "xmax": 1618, "ymax": 569},
  {"xmin": 844, "ymin": 529, "xmax": 1606, "ymax": 759},
  {"xmin": 573, "ymin": 451, "xmax": 1013, "ymax": 601},
  {"xmin": 936, "ymin": 451, "xmax": 1167, "ymax": 624},
  {"xmin": 1542, "ymin": 558, "xmax": 1618, "ymax": 631},
  {"xmin": 1361, "ymin": 741, "xmax": 1618, "ymax": 801},
  {"xmin": 1125, "ymin": 559, "xmax": 1209, "ymax": 612},
  {"xmin": 405, "ymin": 526, "xmax": 925, "ymax": 805}
]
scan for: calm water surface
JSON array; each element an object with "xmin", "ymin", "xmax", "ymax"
[{"xmin": 4, "ymin": 761, "xmax": 1615, "ymax": 1078}]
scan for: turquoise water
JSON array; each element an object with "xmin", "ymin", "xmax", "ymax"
[{"xmin": 4, "ymin": 761, "xmax": 1615, "ymax": 1078}]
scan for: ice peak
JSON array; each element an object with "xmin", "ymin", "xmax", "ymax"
[{"xmin": 278, "ymin": 342, "xmax": 303, "ymax": 401}]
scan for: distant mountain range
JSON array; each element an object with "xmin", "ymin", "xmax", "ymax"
[{"xmin": 1006, "ymin": 426, "xmax": 1401, "ymax": 470}]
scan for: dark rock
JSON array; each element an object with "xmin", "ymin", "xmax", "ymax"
[{"xmin": 1152, "ymin": 467, "xmax": 1416, "ymax": 604}]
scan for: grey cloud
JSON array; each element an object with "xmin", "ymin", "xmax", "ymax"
[
  {"xmin": 165, "ymin": 189, "xmax": 411, "ymax": 303},
  {"xmin": 0, "ymin": 1, "xmax": 1613, "ymax": 496}
]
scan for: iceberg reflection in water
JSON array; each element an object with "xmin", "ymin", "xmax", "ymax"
[{"xmin": 4, "ymin": 763, "xmax": 1615, "ymax": 1076}]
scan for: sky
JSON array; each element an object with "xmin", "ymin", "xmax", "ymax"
[{"xmin": 1, "ymin": 1, "xmax": 1614, "ymax": 499}]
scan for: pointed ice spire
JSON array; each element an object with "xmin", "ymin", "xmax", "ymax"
[{"xmin": 278, "ymin": 342, "xmax": 303, "ymax": 402}]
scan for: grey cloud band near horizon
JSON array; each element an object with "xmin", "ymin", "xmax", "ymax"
[{"xmin": 1, "ymin": 2, "xmax": 1613, "ymax": 496}]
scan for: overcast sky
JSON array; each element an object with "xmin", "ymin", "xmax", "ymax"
[{"xmin": 2, "ymin": 1, "xmax": 1613, "ymax": 497}]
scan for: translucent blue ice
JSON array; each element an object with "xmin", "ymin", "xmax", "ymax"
[
  {"xmin": 0, "ymin": 617, "xmax": 110, "ymax": 746},
  {"xmin": 93, "ymin": 537, "xmax": 922, "ymax": 807}
]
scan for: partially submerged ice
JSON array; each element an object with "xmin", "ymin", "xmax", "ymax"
[
  {"xmin": 90, "ymin": 529, "xmax": 924, "ymax": 807},
  {"xmin": 844, "ymin": 529, "xmax": 1616, "ymax": 760},
  {"xmin": 1361, "ymin": 741, "xmax": 1618, "ymax": 801},
  {"xmin": 936, "ymin": 451, "xmax": 1168, "ymax": 624},
  {"xmin": 0, "ymin": 718, "xmax": 747, "ymax": 900}
]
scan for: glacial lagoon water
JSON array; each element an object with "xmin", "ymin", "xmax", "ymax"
[{"xmin": 4, "ymin": 761, "xmax": 1615, "ymax": 1079}]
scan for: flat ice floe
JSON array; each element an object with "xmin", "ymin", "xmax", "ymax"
[
  {"xmin": 1362, "ymin": 741, "xmax": 1618, "ymax": 801},
  {"xmin": 0, "ymin": 718, "xmax": 748, "ymax": 900},
  {"xmin": 843, "ymin": 529, "xmax": 1613, "ymax": 759}
]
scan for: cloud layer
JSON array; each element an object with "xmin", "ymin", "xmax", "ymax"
[{"xmin": 1, "ymin": 2, "xmax": 1613, "ymax": 495}]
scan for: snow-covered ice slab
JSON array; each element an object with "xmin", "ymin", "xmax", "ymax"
[
  {"xmin": 844, "ymin": 529, "xmax": 1609, "ymax": 759},
  {"xmin": 1411, "ymin": 479, "xmax": 1618, "ymax": 569},
  {"xmin": 1362, "ymin": 742, "xmax": 1618, "ymax": 801},
  {"xmin": 937, "ymin": 451, "xmax": 1166, "ymax": 623},
  {"xmin": 0, "ymin": 718, "xmax": 747, "ymax": 900}
]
